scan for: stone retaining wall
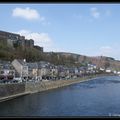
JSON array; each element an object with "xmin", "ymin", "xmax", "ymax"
[
  {"xmin": 25, "ymin": 78, "xmax": 87, "ymax": 93},
  {"xmin": 0, "ymin": 83, "xmax": 25, "ymax": 98},
  {"xmin": 0, "ymin": 74, "xmax": 113, "ymax": 102}
]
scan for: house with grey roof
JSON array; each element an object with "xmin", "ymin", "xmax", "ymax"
[
  {"xmin": 27, "ymin": 62, "xmax": 38, "ymax": 78},
  {"xmin": 0, "ymin": 62, "xmax": 15, "ymax": 80},
  {"xmin": 12, "ymin": 59, "xmax": 28, "ymax": 79},
  {"xmin": 37, "ymin": 62, "xmax": 50, "ymax": 79},
  {"xmin": 57, "ymin": 65, "xmax": 66, "ymax": 78},
  {"xmin": 47, "ymin": 64, "xmax": 58, "ymax": 77}
]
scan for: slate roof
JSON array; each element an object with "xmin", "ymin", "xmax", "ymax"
[
  {"xmin": 27, "ymin": 63, "xmax": 38, "ymax": 70},
  {"xmin": 16, "ymin": 59, "xmax": 27, "ymax": 66}
]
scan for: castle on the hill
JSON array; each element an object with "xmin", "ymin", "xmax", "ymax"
[{"xmin": 0, "ymin": 30, "xmax": 43, "ymax": 52}]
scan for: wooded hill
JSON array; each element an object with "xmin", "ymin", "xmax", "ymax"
[{"xmin": 0, "ymin": 41, "xmax": 120, "ymax": 70}]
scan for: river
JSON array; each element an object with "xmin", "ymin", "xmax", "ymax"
[{"xmin": 0, "ymin": 75, "xmax": 120, "ymax": 117}]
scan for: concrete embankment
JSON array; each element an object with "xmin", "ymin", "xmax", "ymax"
[{"xmin": 0, "ymin": 74, "xmax": 114, "ymax": 102}]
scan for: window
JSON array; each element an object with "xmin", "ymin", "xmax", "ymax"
[{"xmin": 23, "ymin": 66, "xmax": 28, "ymax": 70}]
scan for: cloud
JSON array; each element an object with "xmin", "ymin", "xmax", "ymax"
[
  {"xmin": 15, "ymin": 30, "xmax": 53, "ymax": 51},
  {"xmin": 12, "ymin": 7, "xmax": 44, "ymax": 21},
  {"xmin": 90, "ymin": 7, "xmax": 100, "ymax": 19}
]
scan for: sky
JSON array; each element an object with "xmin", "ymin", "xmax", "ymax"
[{"xmin": 1, "ymin": 4, "xmax": 120, "ymax": 60}]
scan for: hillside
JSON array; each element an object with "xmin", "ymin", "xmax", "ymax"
[
  {"xmin": 0, "ymin": 42, "xmax": 45, "ymax": 62},
  {"xmin": 0, "ymin": 42, "xmax": 78, "ymax": 67},
  {"xmin": 54, "ymin": 52, "xmax": 120, "ymax": 70},
  {"xmin": 0, "ymin": 41, "xmax": 120, "ymax": 70}
]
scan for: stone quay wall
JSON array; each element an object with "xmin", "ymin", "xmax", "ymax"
[
  {"xmin": 0, "ymin": 83, "xmax": 25, "ymax": 98},
  {"xmin": 0, "ymin": 74, "xmax": 114, "ymax": 102},
  {"xmin": 25, "ymin": 76, "xmax": 94, "ymax": 93}
]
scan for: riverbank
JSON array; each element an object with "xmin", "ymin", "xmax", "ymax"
[
  {"xmin": 0, "ymin": 74, "xmax": 115, "ymax": 102},
  {"xmin": 0, "ymin": 92, "xmax": 30, "ymax": 102},
  {"xmin": 25, "ymin": 76, "xmax": 93, "ymax": 94}
]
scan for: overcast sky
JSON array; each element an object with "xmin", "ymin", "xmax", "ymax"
[{"xmin": 1, "ymin": 4, "xmax": 120, "ymax": 60}]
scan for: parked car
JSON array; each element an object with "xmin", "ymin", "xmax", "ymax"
[
  {"xmin": 10, "ymin": 79, "xmax": 19, "ymax": 83},
  {"xmin": 0, "ymin": 79, "xmax": 11, "ymax": 83}
]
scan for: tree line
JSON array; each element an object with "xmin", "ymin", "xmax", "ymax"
[{"xmin": 0, "ymin": 41, "xmax": 111, "ymax": 69}]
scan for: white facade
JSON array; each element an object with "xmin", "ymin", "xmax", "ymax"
[
  {"xmin": 117, "ymin": 71, "xmax": 120, "ymax": 75},
  {"xmin": 113, "ymin": 71, "xmax": 117, "ymax": 74},
  {"xmin": 106, "ymin": 69, "xmax": 111, "ymax": 73},
  {"xmin": 12, "ymin": 59, "xmax": 28, "ymax": 78},
  {"xmin": 100, "ymin": 68, "xmax": 105, "ymax": 71},
  {"xmin": 38, "ymin": 68, "xmax": 49, "ymax": 77}
]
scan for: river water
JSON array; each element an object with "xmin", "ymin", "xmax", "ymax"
[{"xmin": 0, "ymin": 76, "xmax": 120, "ymax": 117}]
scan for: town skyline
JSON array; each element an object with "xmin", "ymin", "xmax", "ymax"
[{"xmin": 1, "ymin": 4, "xmax": 120, "ymax": 60}]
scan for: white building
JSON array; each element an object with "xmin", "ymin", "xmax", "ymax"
[
  {"xmin": 105, "ymin": 69, "xmax": 111, "ymax": 73},
  {"xmin": 12, "ymin": 59, "xmax": 28, "ymax": 78},
  {"xmin": 100, "ymin": 68, "xmax": 105, "ymax": 71}
]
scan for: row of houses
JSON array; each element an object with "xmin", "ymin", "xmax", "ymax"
[
  {"xmin": 0, "ymin": 59, "xmax": 117, "ymax": 81},
  {"xmin": 0, "ymin": 59, "xmax": 98, "ymax": 81},
  {"xmin": 99, "ymin": 67, "xmax": 120, "ymax": 75}
]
